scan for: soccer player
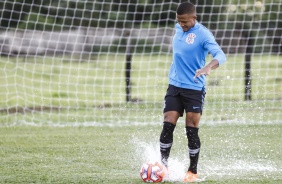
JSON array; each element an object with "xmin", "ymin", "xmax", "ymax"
[{"xmin": 159, "ymin": 2, "xmax": 226, "ymax": 183}]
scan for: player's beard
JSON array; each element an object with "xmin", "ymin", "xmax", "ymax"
[
  {"xmin": 182, "ymin": 21, "xmax": 196, "ymax": 32},
  {"xmin": 181, "ymin": 26, "xmax": 190, "ymax": 32},
  {"xmin": 181, "ymin": 25, "xmax": 194, "ymax": 32}
]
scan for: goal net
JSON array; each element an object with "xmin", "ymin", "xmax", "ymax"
[{"xmin": 0, "ymin": 0, "xmax": 281, "ymax": 126}]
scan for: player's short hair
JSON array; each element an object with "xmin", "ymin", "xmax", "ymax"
[{"xmin": 176, "ymin": 2, "xmax": 196, "ymax": 15}]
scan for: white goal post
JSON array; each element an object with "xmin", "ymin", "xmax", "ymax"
[{"xmin": 0, "ymin": 0, "xmax": 281, "ymax": 126}]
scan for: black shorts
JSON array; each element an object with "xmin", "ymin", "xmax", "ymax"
[{"xmin": 163, "ymin": 84, "xmax": 206, "ymax": 116}]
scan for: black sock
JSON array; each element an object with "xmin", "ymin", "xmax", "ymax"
[
  {"xmin": 186, "ymin": 126, "xmax": 201, "ymax": 174},
  {"xmin": 159, "ymin": 122, "xmax": 176, "ymax": 167}
]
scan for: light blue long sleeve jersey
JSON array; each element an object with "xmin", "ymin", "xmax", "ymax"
[{"xmin": 169, "ymin": 21, "xmax": 226, "ymax": 91}]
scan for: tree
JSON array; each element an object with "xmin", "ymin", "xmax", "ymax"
[
  {"xmin": 0, "ymin": 0, "xmax": 37, "ymax": 29},
  {"xmin": 224, "ymin": 0, "xmax": 281, "ymax": 53}
]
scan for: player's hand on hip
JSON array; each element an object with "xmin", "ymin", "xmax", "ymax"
[{"xmin": 194, "ymin": 67, "xmax": 211, "ymax": 78}]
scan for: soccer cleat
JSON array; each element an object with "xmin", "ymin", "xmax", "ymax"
[{"xmin": 183, "ymin": 171, "xmax": 199, "ymax": 183}]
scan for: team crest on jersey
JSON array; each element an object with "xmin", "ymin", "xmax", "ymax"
[{"xmin": 186, "ymin": 33, "xmax": 196, "ymax": 44}]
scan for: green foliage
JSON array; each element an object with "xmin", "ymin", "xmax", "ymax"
[
  {"xmin": 224, "ymin": 0, "xmax": 282, "ymax": 53},
  {"xmin": 1, "ymin": 0, "xmax": 281, "ymax": 30},
  {"xmin": 1, "ymin": 0, "xmax": 280, "ymax": 52},
  {"xmin": 18, "ymin": 13, "xmax": 62, "ymax": 31}
]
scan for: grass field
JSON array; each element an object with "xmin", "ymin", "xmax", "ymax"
[
  {"xmin": 0, "ymin": 124, "xmax": 281, "ymax": 183},
  {"xmin": 0, "ymin": 54, "xmax": 281, "ymax": 125},
  {"xmin": 0, "ymin": 54, "xmax": 281, "ymax": 183}
]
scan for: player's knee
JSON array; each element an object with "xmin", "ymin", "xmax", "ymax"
[
  {"xmin": 185, "ymin": 113, "xmax": 200, "ymax": 127},
  {"xmin": 163, "ymin": 111, "xmax": 179, "ymax": 124}
]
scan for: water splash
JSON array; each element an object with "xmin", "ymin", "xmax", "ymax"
[
  {"xmin": 130, "ymin": 137, "xmax": 187, "ymax": 182},
  {"xmin": 130, "ymin": 136, "xmax": 282, "ymax": 182}
]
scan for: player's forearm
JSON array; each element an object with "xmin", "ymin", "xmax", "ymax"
[
  {"xmin": 210, "ymin": 49, "xmax": 226, "ymax": 66},
  {"xmin": 207, "ymin": 59, "xmax": 219, "ymax": 70},
  {"xmin": 195, "ymin": 59, "xmax": 219, "ymax": 78}
]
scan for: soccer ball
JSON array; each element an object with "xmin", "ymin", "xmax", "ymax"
[{"xmin": 140, "ymin": 161, "xmax": 165, "ymax": 182}]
